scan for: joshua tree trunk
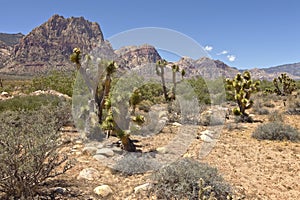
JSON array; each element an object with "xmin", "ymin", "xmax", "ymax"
[
  {"xmin": 160, "ymin": 65, "xmax": 168, "ymax": 101},
  {"xmin": 96, "ymin": 74, "xmax": 112, "ymax": 123}
]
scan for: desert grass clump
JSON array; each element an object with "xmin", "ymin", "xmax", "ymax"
[
  {"xmin": 0, "ymin": 106, "xmax": 72, "ymax": 199},
  {"xmin": 150, "ymin": 158, "xmax": 232, "ymax": 200},
  {"xmin": 252, "ymin": 122, "xmax": 300, "ymax": 142}
]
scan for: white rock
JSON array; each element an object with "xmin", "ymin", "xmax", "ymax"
[
  {"xmin": 172, "ymin": 122, "xmax": 182, "ymax": 127},
  {"xmin": 1, "ymin": 91, "xmax": 9, "ymax": 97},
  {"xmin": 77, "ymin": 168, "xmax": 100, "ymax": 181},
  {"xmin": 200, "ymin": 134, "xmax": 214, "ymax": 143},
  {"xmin": 96, "ymin": 148, "xmax": 114, "ymax": 157},
  {"xmin": 93, "ymin": 185, "xmax": 113, "ymax": 197},
  {"xmin": 134, "ymin": 183, "xmax": 150, "ymax": 193},
  {"xmin": 156, "ymin": 147, "xmax": 168, "ymax": 154},
  {"xmin": 200, "ymin": 130, "xmax": 215, "ymax": 138},
  {"xmin": 93, "ymin": 154, "xmax": 107, "ymax": 161},
  {"xmin": 82, "ymin": 146, "xmax": 98, "ymax": 155}
]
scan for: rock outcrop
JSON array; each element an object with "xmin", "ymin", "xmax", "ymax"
[{"xmin": 115, "ymin": 44, "xmax": 161, "ymax": 69}]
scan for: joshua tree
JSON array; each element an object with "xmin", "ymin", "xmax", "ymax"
[
  {"xmin": 170, "ymin": 64, "xmax": 180, "ymax": 100},
  {"xmin": 70, "ymin": 48, "xmax": 137, "ymax": 151},
  {"xmin": 156, "ymin": 59, "xmax": 168, "ymax": 101},
  {"xmin": 101, "ymin": 95, "xmax": 137, "ymax": 151},
  {"xmin": 129, "ymin": 88, "xmax": 142, "ymax": 115},
  {"xmin": 267, "ymin": 73, "xmax": 297, "ymax": 96},
  {"xmin": 96, "ymin": 60, "xmax": 118, "ymax": 123},
  {"xmin": 226, "ymin": 71, "xmax": 260, "ymax": 121}
]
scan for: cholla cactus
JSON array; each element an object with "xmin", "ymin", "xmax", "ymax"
[
  {"xmin": 272, "ymin": 73, "xmax": 296, "ymax": 96},
  {"xmin": 226, "ymin": 71, "xmax": 260, "ymax": 117}
]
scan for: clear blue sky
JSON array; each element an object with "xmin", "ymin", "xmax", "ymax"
[{"xmin": 1, "ymin": 0, "xmax": 300, "ymax": 69}]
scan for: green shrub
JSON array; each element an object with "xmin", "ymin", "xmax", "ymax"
[
  {"xmin": 0, "ymin": 106, "xmax": 72, "ymax": 199},
  {"xmin": 31, "ymin": 70, "xmax": 75, "ymax": 96},
  {"xmin": 187, "ymin": 77, "xmax": 211, "ymax": 104},
  {"xmin": 150, "ymin": 158, "xmax": 232, "ymax": 199},
  {"xmin": 0, "ymin": 94, "xmax": 70, "ymax": 113},
  {"xmin": 252, "ymin": 122, "xmax": 300, "ymax": 142}
]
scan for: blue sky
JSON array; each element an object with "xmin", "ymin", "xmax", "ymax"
[{"xmin": 0, "ymin": 0, "xmax": 299, "ymax": 69}]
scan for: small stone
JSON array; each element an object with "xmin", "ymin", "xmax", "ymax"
[
  {"xmin": 156, "ymin": 147, "xmax": 168, "ymax": 154},
  {"xmin": 172, "ymin": 122, "xmax": 182, "ymax": 126},
  {"xmin": 200, "ymin": 130, "xmax": 215, "ymax": 138},
  {"xmin": 72, "ymin": 144, "xmax": 83, "ymax": 149},
  {"xmin": 77, "ymin": 168, "xmax": 100, "ymax": 181},
  {"xmin": 93, "ymin": 154, "xmax": 107, "ymax": 161},
  {"xmin": 96, "ymin": 148, "xmax": 114, "ymax": 157},
  {"xmin": 134, "ymin": 183, "xmax": 150, "ymax": 193},
  {"xmin": 75, "ymin": 140, "xmax": 83, "ymax": 145},
  {"xmin": 200, "ymin": 134, "xmax": 214, "ymax": 143},
  {"xmin": 93, "ymin": 185, "xmax": 113, "ymax": 197},
  {"xmin": 1, "ymin": 91, "xmax": 9, "ymax": 97},
  {"xmin": 82, "ymin": 146, "xmax": 98, "ymax": 155}
]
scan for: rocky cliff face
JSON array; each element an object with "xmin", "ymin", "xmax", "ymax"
[
  {"xmin": 1, "ymin": 15, "xmax": 104, "ymax": 75},
  {"xmin": 115, "ymin": 44, "xmax": 161, "ymax": 69}
]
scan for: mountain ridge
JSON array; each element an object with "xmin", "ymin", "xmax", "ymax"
[{"xmin": 0, "ymin": 14, "xmax": 299, "ymax": 80}]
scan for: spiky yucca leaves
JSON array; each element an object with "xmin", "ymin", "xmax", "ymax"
[
  {"xmin": 266, "ymin": 73, "xmax": 297, "ymax": 96},
  {"xmin": 70, "ymin": 47, "xmax": 81, "ymax": 69},
  {"xmin": 226, "ymin": 71, "xmax": 260, "ymax": 119}
]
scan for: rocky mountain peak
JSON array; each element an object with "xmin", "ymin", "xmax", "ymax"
[{"xmin": 0, "ymin": 14, "xmax": 104, "ymax": 75}]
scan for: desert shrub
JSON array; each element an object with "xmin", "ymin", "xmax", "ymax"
[
  {"xmin": 187, "ymin": 77, "xmax": 211, "ymax": 104},
  {"xmin": 252, "ymin": 122, "xmax": 300, "ymax": 142},
  {"xmin": 0, "ymin": 79, "xmax": 32, "ymax": 94},
  {"xmin": 268, "ymin": 110, "xmax": 284, "ymax": 122},
  {"xmin": 139, "ymin": 82, "xmax": 164, "ymax": 104},
  {"xmin": 112, "ymin": 153, "xmax": 161, "ymax": 175},
  {"xmin": 150, "ymin": 158, "xmax": 232, "ymax": 200},
  {"xmin": 0, "ymin": 107, "xmax": 72, "ymax": 199},
  {"xmin": 263, "ymin": 102, "xmax": 275, "ymax": 108},
  {"xmin": 252, "ymin": 99, "xmax": 270, "ymax": 115},
  {"xmin": 287, "ymin": 98, "xmax": 300, "ymax": 115},
  {"xmin": 0, "ymin": 94, "xmax": 70, "ymax": 113},
  {"xmin": 31, "ymin": 70, "xmax": 75, "ymax": 96}
]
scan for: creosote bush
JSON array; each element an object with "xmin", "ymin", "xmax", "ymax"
[
  {"xmin": 31, "ymin": 70, "xmax": 75, "ymax": 96},
  {"xmin": 150, "ymin": 158, "xmax": 233, "ymax": 200},
  {"xmin": 0, "ymin": 103, "xmax": 72, "ymax": 198},
  {"xmin": 252, "ymin": 122, "xmax": 300, "ymax": 142}
]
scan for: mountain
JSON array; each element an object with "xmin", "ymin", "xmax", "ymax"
[
  {"xmin": 263, "ymin": 62, "xmax": 300, "ymax": 78},
  {"xmin": 175, "ymin": 56, "xmax": 239, "ymax": 79},
  {"xmin": 0, "ymin": 14, "xmax": 104, "ymax": 75},
  {"xmin": 0, "ymin": 33, "xmax": 24, "ymax": 46}
]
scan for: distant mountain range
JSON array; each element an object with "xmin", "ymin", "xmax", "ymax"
[{"xmin": 0, "ymin": 14, "xmax": 299, "ymax": 80}]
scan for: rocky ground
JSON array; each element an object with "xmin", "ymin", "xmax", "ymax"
[
  {"xmin": 1, "ymin": 91, "xmax": 299, "ymax": 200},
  {"xmin": 51, "ymin": 111, "xmax": 300, "ymax": 200}
]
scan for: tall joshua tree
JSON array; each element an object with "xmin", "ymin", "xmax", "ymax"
[{"xmin": 96, "ymin": 60, "xmax": 117, "ymax": 123}]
